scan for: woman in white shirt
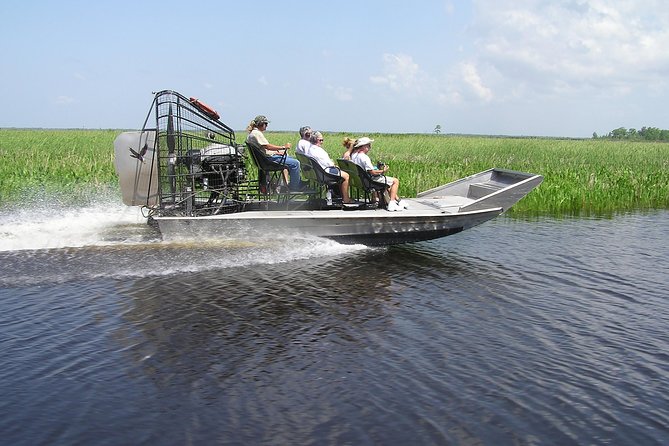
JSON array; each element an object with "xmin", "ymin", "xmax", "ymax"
[
  {"xmin": 306, "ymin": 132, "xmax": 354, "ymax": 204},
  {"xmin": 350, "ymin": 137, "xmax": 405, "ymax": 211}
]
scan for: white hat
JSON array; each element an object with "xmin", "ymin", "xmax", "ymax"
[{"xmin": 354, "ymin": 137, "xmax": 374, "ymax": 148}]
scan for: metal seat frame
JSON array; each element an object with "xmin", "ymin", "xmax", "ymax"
[
  {"xmin": 337, "ymin": 158, "xmax": 390, "ymax": 209},
  {"xmin": 246, "ymin": 141, "xmax": 288, "ymax": 201},
  {"xmin": 305, "ymin": 155, "xmax": 345, "ymax": 207}
]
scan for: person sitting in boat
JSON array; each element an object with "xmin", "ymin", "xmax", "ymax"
[
  {"xmin": 341, "ymin": 137, "xmax": 356, "ymax": 160},
  {"xmin": 295, "ymin": 126, "xmax": 312, "ymax": 156},
  {"xmin": 246, "ymin": 115, "xmax": 303, "ymax": 192},
  {"xmin": 351, "ymin": 137, "xmax": 406, "ymax": 211},
  {"xmin": 306, "ymin": 131, "xmax": 354, "ymax": 204}
]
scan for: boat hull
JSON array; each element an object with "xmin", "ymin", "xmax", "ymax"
[{"xmin": 152, "ymin": 205, "xmax": 504, "ymax": 246}]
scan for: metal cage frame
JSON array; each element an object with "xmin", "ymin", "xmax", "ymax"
[{"xmin": 140, "ymin": 90, "xmax": 251, "ymax": 217}]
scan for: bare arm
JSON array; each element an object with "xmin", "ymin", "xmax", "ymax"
[{"xmin": 264, "ymin": 142, "xmax": 292, "ymax": 154}]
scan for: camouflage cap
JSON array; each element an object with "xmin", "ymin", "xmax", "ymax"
[{"xmin": 253, "ymin": 115, "xmax": 269, "ymax": 126}]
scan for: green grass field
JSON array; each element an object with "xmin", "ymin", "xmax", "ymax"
[{"xmin": 1, "ymin": 128, "xmax": 668, "ymax": 215}]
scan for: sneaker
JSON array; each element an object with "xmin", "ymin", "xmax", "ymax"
[
  {"xmin": 397, "ymin": 199, "xmax": 408, "ymax": 209},
  {"xmin": 387, "ymin": 201, "xmax": 400, "ymax": 212}
]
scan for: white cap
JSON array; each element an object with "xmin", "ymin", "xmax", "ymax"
[{"xmin": 354, "ymin": 137, "xmax": 374, "ymax": 148}]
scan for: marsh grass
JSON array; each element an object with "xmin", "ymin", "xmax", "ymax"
[
  {"xmin": 0, "ymin": 129, "xmax": 119, "ymax": 202},
  {"xmin": 313, "ymin": 132, "xmax": 669, "ymax": 215},
  {"xmin": 1, "ymin": 128, "xmax": 668, "ymax": 215}
]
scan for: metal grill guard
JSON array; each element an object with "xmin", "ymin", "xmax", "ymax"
[{"xmin": 142, "ymin": 90, "xmax": 249, "ymax": 216}]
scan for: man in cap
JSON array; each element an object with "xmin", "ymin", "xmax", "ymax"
[{"xmin": 246, "ymin": 115, "xmax": 303, "ymax": 191}]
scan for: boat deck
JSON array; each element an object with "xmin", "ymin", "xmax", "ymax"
[{"xmin": 173, "ymin": 195, "xmax": 481, "ymax": 221}]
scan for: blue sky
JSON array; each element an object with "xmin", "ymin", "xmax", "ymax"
[{"xmin": 1, "ymin": 0, "xmax": 667, "ymax": 137}]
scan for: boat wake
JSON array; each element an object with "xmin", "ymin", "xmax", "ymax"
[
  {"xmin": 0, "ymin": 197, "xmax": 369, "ymax": 285},
  {"xmin": 0, "ymin": 199, "xmax": 155, "ymax": 252}
]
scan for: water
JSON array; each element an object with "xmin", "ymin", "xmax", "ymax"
[{"xmin": 1, "ymin": 200, "xmax": 668, "ymax": 445}]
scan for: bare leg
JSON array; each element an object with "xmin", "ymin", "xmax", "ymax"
[
  {"xmin": 388, "ymin": 179, "xmax": 399, "ymax": 201},
  {"xmin": 340, "ymin": 171, "xmax": 352, "ymax": 203}
]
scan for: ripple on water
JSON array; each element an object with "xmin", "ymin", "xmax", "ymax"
[{"xmin": 1, "ymin": 212, "xmax": 669, "ymax": 444}]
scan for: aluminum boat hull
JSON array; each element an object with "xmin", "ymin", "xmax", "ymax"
[{"xmin": 152, "ymin": 204, "xmax": 504, "ymax": 246}]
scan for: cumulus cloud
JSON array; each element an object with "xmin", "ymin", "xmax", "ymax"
[
  {"xmin": 368, "ymin": 0, "xmax": 668, "ymax": 114},
  {"xmin": 472, "ymin": 0, "xmax": 669, "ymax": 95},
  {"xmin": 369, "ymin": 53, "xmax": 491, "ymax": 105},
  {"xmin": 370, "ymin": 53, "xmax": 426, "ymax": 95},
  {"xmin": 327, "ymin": 85, "xmax": 353, "ymax": 102},
  {"xmin": 460, "ymin": 62, "xmax": 493, "ymax": 101}
]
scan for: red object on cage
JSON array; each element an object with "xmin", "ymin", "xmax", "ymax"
[{"xmin": 189, "ymin": 97, "xmax": 220, "ymax": 121}]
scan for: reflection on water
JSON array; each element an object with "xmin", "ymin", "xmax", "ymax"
[{"xmin": 1, "ymin": 210, "xmax": 669, "ymax": 444}]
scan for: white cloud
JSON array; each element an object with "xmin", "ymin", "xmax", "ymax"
[
  {"xmin": 471, "ymin": 0, "xmax": 669, "ymax": 96},
  {"xmin": 369, "ymin": 53, "xmax": 425, "ymax": 94},
  {"xmin": 327, "ymin": 85, "xmax": 353, "ymax": 102},
  {"xmin": 460, "ymin": 62, "xmax": 493, "ymax": 101},
  {"xmin": 55, "ymin": 95, "xmax": 74, "ymax": 104},
  {"xmin": 258, "ymin": 76, "xmax": 268, "ymax": 86},
  {"xmin": 369, "ymin": 53, "xmax": 493, "ymax": 106}
]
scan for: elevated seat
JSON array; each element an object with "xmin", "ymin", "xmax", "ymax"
[
  {"xmin": 246, "ymin": 140, "xmax": 288, "ymax": 200},
  {"xmin": 296, "ymin": 153, "xmax": 318, "ymax": 188},
  {"xmin": 306, "ymin": 155, "xmax": 345, "ymax": 206},
  {"xmin": 337, "ymin": 159, "xmax": 390, "ymax": 209}
]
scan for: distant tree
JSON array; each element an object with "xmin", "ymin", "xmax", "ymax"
[
  {"xmin": 592, "ymin": 132, "xmax": 598, "ymax": 139},
  {"xmin": 598, "ymin": 126, "xmax": 669, "ymax": 141},
  {"xmin": 434, "ymin": 124, "xmax": 441, "ymax": 134},
  {"xmin": 640, "ymin": 126, "xmax": 662, "ymax": 141},
  {"xmin": 608, "ymin": 127, "xmax": 628, "ymax": 139}
]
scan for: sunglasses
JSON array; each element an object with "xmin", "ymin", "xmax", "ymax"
[{"xmin": 317, "ymin": 138, "xmax": 324, "ymax": 142}]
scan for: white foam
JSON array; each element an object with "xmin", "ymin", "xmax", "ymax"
[
  {"xmin": 0, "ymin": 199, "xmax": 370, "ymax": 272},
  {"xmin": 0, "ymin": 200, "xmax": 147, "ymax": 252}
]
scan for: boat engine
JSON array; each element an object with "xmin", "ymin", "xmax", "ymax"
[
  {"xmin": 179, "ymin": 143, "xmax": 246, "ymax": 192},
  {"xmin": 116, "ymin": 90, "xmax": 250, "ymax": 217}
]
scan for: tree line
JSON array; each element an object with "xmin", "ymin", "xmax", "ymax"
[{"xmin": 593, "ymin": 126, "xmax": 669, "ymax": 141}]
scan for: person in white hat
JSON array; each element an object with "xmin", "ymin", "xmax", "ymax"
[{"xmin": 350, "ymin": 137, "xmax": 406, "ymax": 211}]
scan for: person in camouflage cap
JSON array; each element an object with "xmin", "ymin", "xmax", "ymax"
[{"xmin": 245, "ymin": 115, "xmax": 304, "ymax": 191}]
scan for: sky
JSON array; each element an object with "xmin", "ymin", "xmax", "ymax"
[{"xmin": 1, "ymin": 0, "xmax": 667, "ymax": 137}]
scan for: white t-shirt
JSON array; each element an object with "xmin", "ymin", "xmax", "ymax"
[
  {"xmin": 352, "ymin": 151, "xmax": 396, "ymax": 185},
  {"xmin": 296, "ymin": 138, "xmax": 311, "ymax": 156},
  {"xmin": 351, "ymin": 151, "xmax": 375, "ymax": 171},
  {"xmin": 306, "ymin": 144, "xmax": 334, "ymax": 170}
]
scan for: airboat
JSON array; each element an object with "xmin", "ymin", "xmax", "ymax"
[{"xmin": 114, "ymin": 90, "xmax": 543, "ymax": 245}]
